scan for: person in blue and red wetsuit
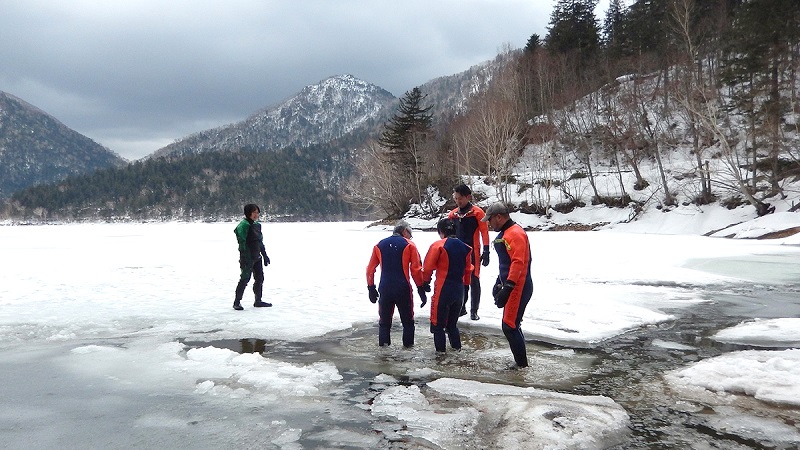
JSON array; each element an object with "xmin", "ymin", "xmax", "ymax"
[
  {"xmin": 422, "ymin": 218, "xmax": 473, "ymax": 353},
  {"xmin": 482, "ymin": 202, "xmax": 533, "ymax": 369},
  {"xmin": 448, "ymin": 184, "xmax": 490, "ymax": 321},
  {"xmin": 366, "ymin": 220, "xmax": 426, "ymax": 348}
]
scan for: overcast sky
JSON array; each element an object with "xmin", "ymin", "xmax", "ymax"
[{"xmin": 1, "ymin": 1, "xmax": 609, "ymax": 160}]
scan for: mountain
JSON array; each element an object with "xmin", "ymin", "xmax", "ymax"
[
  {"xmin": 150, "ymin": 74, "xmax": 396, "ymax": 159},
  {"xmin": 419, "ymin": 51, "xmax": 514, "ymax": 122},
  {"xmin": 0, "ymin": 91, "xmax": 126, "ymax": 198},
  {"xmin": 150, "ymin": 61, "xmax": 507, "ymax": 160},
  {"xmin": 0, "ymin": 63, "xmax": 506, "ymax": 221}
]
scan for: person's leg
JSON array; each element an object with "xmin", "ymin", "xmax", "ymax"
[
  {"xmin": 234, "ymin": 266, "xmax": 252, "ymax": 310},
  {"xmin": 431, "ymin": 323, "xmax": 447, "ymax": 352},
  {"xmin": 445, "ymin": 301, "xmax": 462, "ymax": 350},
  {"xmin": 469, "ymin": 274, "xmax": 481, "ymax": 320},
  {"xmin": 395, "ymin": 291, "xmax": 415, "ymax": 348},
  {"xmin": 502, "ymin": 322, "xmax": 528, "ymax": 367},
  {"xmin": 252, "ymin": 261, "xmax": 271, "ymax": 307},
  {"xmin": 460, "ymin": 285, "xmax": 469, "ymax": 316},
  {"xmin": 431, "ymin": 294, "xmax": 448, "ymax": 352},
  {"xmin": 377, "ymin": 294, "xmax": 396, "ymax": 346}
]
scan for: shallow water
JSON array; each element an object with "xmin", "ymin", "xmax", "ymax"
[{"xmin": 183, "ymin": 277, "xmax": 800, "ymax": 449}]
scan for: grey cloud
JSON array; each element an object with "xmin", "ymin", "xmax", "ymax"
[{"xmin": 1, "ymin": 0, "xmax": 562, "ymax": 160}]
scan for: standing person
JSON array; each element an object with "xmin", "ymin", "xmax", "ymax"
[
  {"xmin": 448, "ymin": 184, "xmax": 490, "ymax": 321},
  {"xmin": 233, "ymin": 203, "xmax": 272, "ymax": 311},
  {"xmin": 481, "ymin": 202, "xmax": 533, "ymax": 369},
  {"xmin": 422, "ymin": 218, "xmax": 474, "ymax": 353},
  {"xmin": 366, "ymin": 220, "xmax": 427, "ymax": 348}
]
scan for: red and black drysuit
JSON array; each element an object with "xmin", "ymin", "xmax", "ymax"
[
  {"xmin": 493, "ymin": 219, "xmax": 533, "ymax": 367},
  {"xmin": 422, "ymin": 237, "xmax": 473, "ymax": 352},
  {"xmin": 366, "ymin": 233, "xmax": 424, "ymax": 347},
  {"xmin": 448, "ymin": 203, "xmax": 490, "ymax": 315}
]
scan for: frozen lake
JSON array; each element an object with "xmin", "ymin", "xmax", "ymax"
[{"xmin": 1, "ymin": 222, "xmax": 799, "ymax": 449}]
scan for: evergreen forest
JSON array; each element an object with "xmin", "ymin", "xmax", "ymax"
[{"xmin": 7, "ymin": 138, "xmax": 358, "ymax": 221}]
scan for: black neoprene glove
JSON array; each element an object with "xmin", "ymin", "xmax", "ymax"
[
  {"xmin": 492, "ymin": 279, "xmax": 502, "ymax": 297},
  {"xmin": 494, "ymin": 280, "xmax": 515, "ymax": 308},
  {"xmin": 368, "ymin": 285, "xmax": 379, "ymax": 303},
  {"xmin": 481, "ymin": 245, "xmax": 490, "ymax": 266},
  {"xmin": 263, "ymin": 253, "xmax": 270, "ymax": 266},
  {"xmin": 417, "ymin": 286, "xmax": 428, "ymax": 308}
]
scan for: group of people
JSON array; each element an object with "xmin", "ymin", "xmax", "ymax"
[
  {"xmin": 366, "ymin": 185, "xmax": 533, "ymax": 368},
  {"xmin": 231, "ymin": 185, "xmax": 534, "ymax": 369}
]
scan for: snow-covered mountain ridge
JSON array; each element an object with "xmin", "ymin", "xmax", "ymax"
[{"xmin": 150, "ymin": 74, "xmax": 396, "ymax": 159}]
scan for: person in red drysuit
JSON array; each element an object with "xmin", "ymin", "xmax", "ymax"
[{"xmin": 422, "ymin": 218, "xmax": 474, "ymax": 353}]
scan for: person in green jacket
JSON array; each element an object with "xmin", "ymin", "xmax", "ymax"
[{"xmin": 233, "ymin": 203, "xmax": 271, "ymax": 310}]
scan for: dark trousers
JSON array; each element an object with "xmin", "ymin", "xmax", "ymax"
[
  {"xmin": 377, "ymin": 288, "xmax": 415, "ymax": 347},
  {"xmin": 462, "ymin": 274, "xmax": 481, "ymax": 314},
  {"xmin": 235, "ymin": 258, "xmax": 263, "ymax": 302},
  {"xmin": 502, "ymin": 322, "xmax": 528, "ymax": 367},
  {"xmin": 502, "ymin": 284, "xmax": 532, "ymax": 367},
  {"xmin": 431, "ymin": 295, "xmax": 462, "ymax": 352}
]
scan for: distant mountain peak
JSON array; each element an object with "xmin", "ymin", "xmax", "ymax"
[
  {"xmin": 152, "ymin": 75, "xmax": 395, "ymax": 158},
  {"xmin": 0, "ymin": 91, "xmax": 125, "ymax": 198}
]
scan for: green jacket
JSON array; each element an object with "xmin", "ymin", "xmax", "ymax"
[{"xmin": 234, "ymin": 218, "xmax": 267, "ymax": 264}]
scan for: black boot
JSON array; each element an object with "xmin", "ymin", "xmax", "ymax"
[
  {"xmin": 233, "ymin": 300, "xmax": 243, "ymax": 311},
  {"xmin": 253, "ymin": 300, "xmax": 272, "ymax": 307}
]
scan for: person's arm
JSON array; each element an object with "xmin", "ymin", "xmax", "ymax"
[
  {"xmin": 505, "ymin": 228, "xmax": 530, "ymax": 288},
  {"xmin": 406, "ymin": 242, "xmax": 425, "ymax": 287},
  {"xmin": 422, "ymin": 242, "xmax": 440, "ymax": 284},
  {"xmin": 463, "ymin": 247, "xmax": 474, "ymax": 285},
  {"xmin": 366, "ymin": 245, "xmax": 381, "ymax": 286},
  {"xmin": 234, "ymin": 221, "xmax": 249, "ymax": 252},
  {"xmin": 258, "ymin": 227, "xmax": 269, "ymax": 264},
  {"xmin": 477, "ymin": 208, "xmax": 491, "ymax": 265}
]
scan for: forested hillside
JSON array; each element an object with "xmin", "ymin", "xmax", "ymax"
[
  {"xmin": 353, "ymin": 0, "xmax": 800, "ymax": 221},
  {"xmin": 0, "ymin": 91, "xmax": 126, "ymax": 198},
  {"xmin": 6, "ymin": 134, "xmax": 360, "ymax": 221}
]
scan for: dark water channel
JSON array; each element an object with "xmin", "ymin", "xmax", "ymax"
[{"xmin": 183, "ymin": 282, "xmax": 800, "ymax": 449}]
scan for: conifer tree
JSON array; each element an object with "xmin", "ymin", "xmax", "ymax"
[
  {"xmin": 524, "ymin": 33, "xmax": 542, "ymax": 54},
  {"xmin": 602, "ymin": 0, "xmax": 626, "ymax": 59},
  {"xmin": 376, "ymin": 87, "xmax": 435, "ymax": 215},
  {"xmin": 378, "ymin": 87, "xmax": 433, "ymax": 155},
  {"xmin": 544, "ymin": 0, "xmax": 601, "ymax": 67},
  {"xmin": 720, "ymin": 0, "xmax": 800, "ymax": 197}
]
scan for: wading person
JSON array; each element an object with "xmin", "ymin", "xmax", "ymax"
[
  {"xmin": 482, "ymin": 202, "xmax": 533, "ymax": 368},
  {"xmin": 366, "ymin": 220, "xmax": 427, "ymax": 348},
  {"xmin": 448, "ymin": 184, "xmax": 490, "ymax": 321},
  {"xmin": 233, "ymin": 203, "xmax": 272, "ymax": 310},
  {"xmin": 422, "ymin": 218, "xmax": 473, "ymax": 353}
]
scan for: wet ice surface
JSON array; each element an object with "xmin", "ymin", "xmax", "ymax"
[
  {"xmin": 175, "ymin": 283, "xmax": 800, "ymax": 449},
  {"xmin": 573, "ymin": 283, "xmax": 800, "ymax": 449},
  {"xmin": 2, "ymin": 284, "xmax": 799, "ymax": 449}
]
